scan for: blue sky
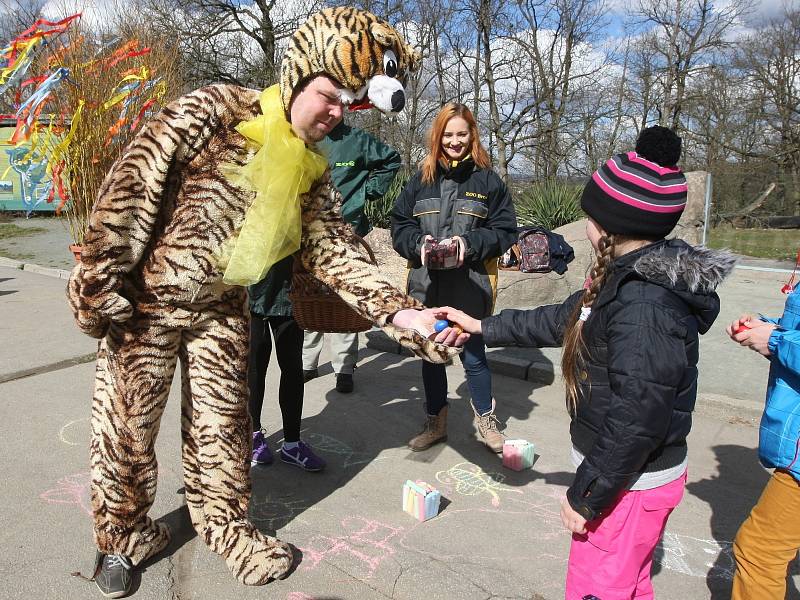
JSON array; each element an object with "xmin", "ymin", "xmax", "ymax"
[{"xmin": 603, "ymin": 0, "xmax": 797, "ymax": 38}]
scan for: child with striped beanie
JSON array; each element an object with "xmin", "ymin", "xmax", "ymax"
[
  {"xmin": 436, "ymin": 125, "xmax": 737, "ymax": 599},
  {"xmin": 580, "ymin": 125, "xmax": 688, "ymax": 238}
]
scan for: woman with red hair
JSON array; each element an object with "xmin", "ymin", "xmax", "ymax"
[{"xmin": 391, "ymin": 103, "xmax": 517, "ymax": 453}]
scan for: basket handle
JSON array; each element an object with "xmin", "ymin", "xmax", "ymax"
[{"xmin": 293, "ymin": 233, "xmax": 377, "ymax": 274}]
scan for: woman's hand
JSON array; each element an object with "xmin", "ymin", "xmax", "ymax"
[
  {"xmin": 560, "ymin": 497, "xmax": 588, "ymax": 535},
  {"xmin": 420, "ymin": 235, "xmax": 434, "ymax": 266},
  {"xmin": 449, "ymin": 236, "xmax": 467, "ymax": 268},
  {"xmin": 435, "ymin": 306, "xmax": 482, "ymax": 335}
]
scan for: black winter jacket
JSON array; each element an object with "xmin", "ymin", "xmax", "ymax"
[
  {"xmin": 482, "ymin": 239, "xmax": 736, "ymax": 520},
  {"xmin": 391, "ymin": 159, "xmax": 517, "ymax": 318}
]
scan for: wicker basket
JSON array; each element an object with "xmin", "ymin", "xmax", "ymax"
[{"xmin": 290, "ymin": 235, "xmax": 377, "ymax": 333}]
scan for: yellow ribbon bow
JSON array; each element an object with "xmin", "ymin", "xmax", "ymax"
[{"xmin": 221, "ymin": 84, "xmax": 328, "ymax": 286}]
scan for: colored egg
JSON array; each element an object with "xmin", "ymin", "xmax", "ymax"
[{"xmin": 434, "ymin": 319, "xmax": 450, "ymax": 333}]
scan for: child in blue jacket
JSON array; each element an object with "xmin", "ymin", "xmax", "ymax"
[{"xmin": 729, "ymin": 275, "xmax": 800, "ymax": 600}]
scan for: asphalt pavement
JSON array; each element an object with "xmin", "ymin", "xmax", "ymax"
[{"xmin": 0, "ymin": 236, "xmax": 799, "ymax": 599}]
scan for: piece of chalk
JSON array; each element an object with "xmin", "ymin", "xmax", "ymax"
[
  {"xmin": 734, "ymin": 323, "xmax": 751, "ymax": 334},
  {"xmin": 434, "ymin": 319, "xmax": 450, "ymax": 333}
]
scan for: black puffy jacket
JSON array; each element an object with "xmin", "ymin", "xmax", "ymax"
[
  {"xmin": 481, "ymin": 239, "xmax": 736, "ymax": 520},
  {"xmin": 391, "ymin": 158, "xmax": 517, "ymax": 318}
]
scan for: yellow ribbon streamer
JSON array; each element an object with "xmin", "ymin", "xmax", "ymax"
[
  {"xmin": 101, "ymin": 66, "xmax": 149, "ymax": 110},
  {"xmin": 220, "ymin": 84, "xmax": 328, "ymax": 286},
  {"xmin": 0, "ymin": 38, "xmax": 38, "ymax": 84},
  {"xmin": 47, "ymin": 100, "xmax": 83, "ymax": 174}
]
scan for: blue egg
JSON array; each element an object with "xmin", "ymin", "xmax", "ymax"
[{"xmin": 434, "ymin": 319, "xmax": 450, "ymax": 333}]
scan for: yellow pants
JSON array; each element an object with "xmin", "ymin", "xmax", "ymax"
[{"xmin": 732, "ymin": 469, "xmax": 800, "ymax": 599}]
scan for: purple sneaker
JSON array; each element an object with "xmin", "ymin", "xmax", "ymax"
[
  {"xmin": 251, "ymin": 430, "xmax": 273, "ymax": 465},
  {"xmin": 279, "ymin": 441, "xmax": 326, "ymax": 472}
]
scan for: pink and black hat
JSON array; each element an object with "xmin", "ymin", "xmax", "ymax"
[{"xmin": 581, "ymin": 126, "xmax": 687, "ymax": 239}]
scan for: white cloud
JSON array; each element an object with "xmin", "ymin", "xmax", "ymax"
[
  {"xmin": 736, "ymin": 0, "xmax": 795, "ymax": 26},
  {"xmin": 41, "ymin": 0, "xmax": 127, "ymax": 32}
]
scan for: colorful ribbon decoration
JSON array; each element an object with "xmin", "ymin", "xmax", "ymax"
[
  {"xmin": 1, "ymin": 13, "xmax": 169, "ymax": 215},
  {"xmin": 0, "ymin": 14, "xmax": 81, "ymax": 90}
]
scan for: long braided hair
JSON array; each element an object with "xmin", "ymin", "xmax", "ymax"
[{"xmin": 561, "ymin": 233, "xmax": 617, "ymax": 414}]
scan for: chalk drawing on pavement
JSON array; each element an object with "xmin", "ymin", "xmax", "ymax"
[
  {"xmin": 299, "ymin": 515, "xmax": 403, "ymax": 577},
  {"xmin": 304, "ymin": 432, "xmax": 384, "ymax": 468},
  {"xmin": 249, "ymin": 493, "xmax": 312, "ymax": 532},
  {"xmin": 656, "ymin": 532, "xmax": 736, "ymax": 581},
  {"xmin": 395, "ymin": 481, "xmax": 744, "ymax": 584},
  {"xmin": 59, "ymin": 417, "xmax": 90, "ymax": 446},
  {"xmin": 435, "ymin": 462, "xmax": 523, "ymax": 507},
  {"xmin": 40, "ymin": 471, "xmax": 91, "ymax": 516}
]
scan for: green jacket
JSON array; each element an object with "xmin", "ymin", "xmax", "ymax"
[
  {"xmin": 249, "ymin": 124, "xmax": 400, "ymax": 316},
  {"xmin": 248, "ymin": 255, "xmax": 293, "ymax": 318},
  {"xmin": 318, "ymin": 122, "xmax": 401, "ymax": 237}
]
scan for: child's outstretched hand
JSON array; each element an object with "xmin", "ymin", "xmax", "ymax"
[
  {"xmin": 435, "ymin": 306, "xmax": 482, "ymax": 335},
  {"xmin": 391, "ymin": 308, "xmax": 470, "ymax": 346},
  {"xmin": 560, "ymin": 497, "xmax": 587, "ymax": 535},
  {"xmin": 726, "ymin": 313, "xmax": 776, "ymax": 357}
]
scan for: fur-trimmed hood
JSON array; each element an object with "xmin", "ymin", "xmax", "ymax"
[
  {"xmin": 634, "ymin": 239, "xmax": 736, "ymax": 332},
  {"xmin": 633, "ymin": 240, "xmax": 737, "ymax": 294},
  {"xmin": 596, "ymin": 239, "xmax": 737, "ymax": 334}
]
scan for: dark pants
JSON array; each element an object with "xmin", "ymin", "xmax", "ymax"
[
  {"xmin": 422, "ymin": 333, "xmax": 493, "ymax": 416},
  {"xmin": 247, "ymin": 314, "xmax": 304, "ymax": 442}
]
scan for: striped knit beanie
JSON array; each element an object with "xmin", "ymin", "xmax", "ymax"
[{"xmin": 580, "ymin": 126, "xmax": 687, "ymax": 238}]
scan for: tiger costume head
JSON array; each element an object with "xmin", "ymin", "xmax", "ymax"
[{"xmin": 280, "ymin": 7, "xmax": 421, "ymax": 115}]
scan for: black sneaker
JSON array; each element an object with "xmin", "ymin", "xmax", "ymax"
[
  {"xmin": 303, "ymin": 368, "xmax": 318, "ymax": 383},
  {"xmin": 335, "ymin": 373, "xmax": 354, "ymax": 393},
  {"xmin": 93, "ymin": 551, "xmax": 132, "ymax": 598}
]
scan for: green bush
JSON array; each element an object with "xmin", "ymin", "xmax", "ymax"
[
  {"xmin": 366, "ymin": 169, "xmax": 412, "ymax": 229},
  {"xmin": 514, "ymin": 179, "xmax": 584, "ymax": 230}
]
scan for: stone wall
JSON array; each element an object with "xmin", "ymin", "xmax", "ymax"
[{"xmin": 671, "ymin": 170, "xmax": 708, "ymax": 246}]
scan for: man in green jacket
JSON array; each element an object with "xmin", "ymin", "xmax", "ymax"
[{"xmin": 303, "ymin": 120, "xmax": 402, "ymax": 393}]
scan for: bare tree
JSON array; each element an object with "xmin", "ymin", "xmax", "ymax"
[
  {"xmin": 511, "ymin": 0, "xmax": 609, "ymax": 178},
  {"xmin": 735, "ymin": 7, "xmax": 800, "ymax": 215},
  {"xmin": 136, "ymin": 0, "xmax": 321, "ymax": 89},
  {"xmin": 0, "ymin": 0, "xmax": 46, "ymax": 39},
  {"xmin": 633, "ymin": 0, "xmax": 751, "ymax": 129}
]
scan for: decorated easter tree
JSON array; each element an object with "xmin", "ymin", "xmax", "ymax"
[{"xmin": 0, "ymin": 13, "xmax": 182, "ymax": 248}]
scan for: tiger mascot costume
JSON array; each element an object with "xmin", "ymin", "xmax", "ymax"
[{"xmin": 67, "ymin": 7, "xmax": 456, "ymax": 591}]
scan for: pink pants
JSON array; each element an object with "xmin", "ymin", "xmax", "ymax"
[{"xmin": 565, "ymin": 472, "xmax": 687, "ymax": 600}]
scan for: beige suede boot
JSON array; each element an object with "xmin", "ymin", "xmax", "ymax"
[
  {"xmin": 408, "ymin": 406, "xmax": 448, "ymax": 451},
  {"xmin": 473, "ymin": 400, "xmax": 505, "ymax": 453}
]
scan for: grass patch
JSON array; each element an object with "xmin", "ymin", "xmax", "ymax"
[
  {"xmin": 707, "ymin": 227, "xmax": 798, "ymax": 261},
  {"xmin": 0, "ymin": 223, "xmax": 48, "ymax": 240},
  {"xmin": 0, "ymin": 250, "xmax": 34, "ymax": 262}
]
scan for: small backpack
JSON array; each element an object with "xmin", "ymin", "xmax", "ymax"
[{"xmin": 517, "ymin": 229, "xmax": 551, "ymax": 273}]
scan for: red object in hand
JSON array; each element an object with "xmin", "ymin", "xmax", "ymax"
[
  {"xmin": 734, "ymin": 323, "xmax": 752, "ymax": 335},
  {"xmin": 424, "ymin": 239, "xmax": 460, "ymax": 270}
]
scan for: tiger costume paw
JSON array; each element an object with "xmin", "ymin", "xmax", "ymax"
[
  {"xmin": 67, "ymin": 264, "xmax": 134, "ymax": 339},
  {"xmin": 221, "ymin": 521, "xmax": 294, "ymax": 585},
  {"xmin": 383, "ymin": 315, "xmax": 462, "ymax": 364}
]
